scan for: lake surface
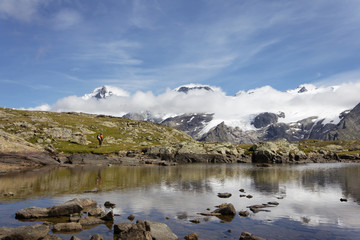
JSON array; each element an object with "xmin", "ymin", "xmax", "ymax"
[{"xmin": 0, "ymin": 163, "xmax": 360, "ymax": 240}]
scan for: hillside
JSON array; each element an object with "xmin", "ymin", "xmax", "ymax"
[
  {"xmin": 1, "ymin": 107, "xmax": 359, "ymax": 172},
  {"xmin": 0, "ymin": 107, "xmax": 193, "ymax": 154}
]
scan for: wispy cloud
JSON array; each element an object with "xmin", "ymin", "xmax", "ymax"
[
  {"xmin": 73, "ymin": 40, "xmax": 142, "ymax": 66},
  {"xmin": 52, "ymin": 9, "xmax": 81, "ymax": 30},
  {"xmin": 0, "ymin": 0, "xmax": 47, "ymax": 22}
]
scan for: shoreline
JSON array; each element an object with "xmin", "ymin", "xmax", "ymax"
[{"xmin": 1, "ymin": 149, "xmax": 359, "ymax": 175}]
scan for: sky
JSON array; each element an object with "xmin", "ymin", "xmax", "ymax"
[{"xmin": 1, "ymin": 0, "xmax": 360, "ymax": 109}]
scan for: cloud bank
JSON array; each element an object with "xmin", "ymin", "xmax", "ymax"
[{"xmin": 33, "ymin": 82, "xmax": 360, "ymax": 131}]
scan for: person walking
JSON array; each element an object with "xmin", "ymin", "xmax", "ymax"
[{"xmin": 97, "ymin": 133, "xmax": 104, "ymax": 146}]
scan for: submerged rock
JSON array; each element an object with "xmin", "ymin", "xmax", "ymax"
[{"xmin": 52, "ymin": 222, "xmax": 82, "ymax": 233}]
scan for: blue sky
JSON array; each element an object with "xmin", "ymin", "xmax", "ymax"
[{"xmin": 1, "ymin": 0, "xmax": 360, "ymax": 108}]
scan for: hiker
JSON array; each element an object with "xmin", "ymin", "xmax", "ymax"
[{"xmin": 97, "ymin": 133, "xmax": 103, "ymax": 146}]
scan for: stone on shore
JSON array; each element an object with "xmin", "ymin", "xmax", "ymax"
[{"xmin": 0, "ymin": 224, "xmax": 50, "ymax": 240}]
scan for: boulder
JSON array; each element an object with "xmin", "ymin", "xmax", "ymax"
[
  {"xmin": 47, "ymin": 201, "xmax": 83, "ymax": 217},
  {"xmin": 0, "ymin": 224, "xmax": 50, "ymax": 240},
  {"xmin": 16, "ymin": 198, "xmax": 97, "ymax": 219},
  {"xmin": 240, "ymin": 232, "xmax": 265, "ymax": 240},
  {"xmin": 217, "ymin": 193, "xmax": 232, "ymax": 198},
  {"xmin": 239, "ymin": 210, "xmax": 250, "ymax": 217},
  {"xmin": 100, "ymin": 211, "xmax": 114, "ymax": 221},
  {"xmin": 114, "ymin": 221, "xmax": 152, "ymax": 240},
  {"xmin": 90, "ymin": 234, "xmax": 103, "ymax": 240},
  {"xmin": 184, "ymin": 233, "xmax": 199, "ymax": 240},
  {"xmin": 148, "ymin": 221, "xmax": 179, "ymax": 240},
  {"xmin": 212, "ymin": 203, "xmax": 236, "ymax": 216},
  {"xmin": 15, "ymin": 206, "xmax": 49, "ymax": 219},
  {"xmin": 114, "ymin": 220, "xmax": 178, "ymax": 240},
  {"xmin": 88, "ymin": 207, "xmax": 105, "ymax": 217},
  {"xmin": 52, "ymin": 222, "xmax": 82, "ymax": 233}
]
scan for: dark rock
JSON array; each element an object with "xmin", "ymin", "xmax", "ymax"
[
  {"xmin": 246, "ymin": 195, "xmax": 253, "ymax": 198},
  {"xmin": 0, "ymin": 224, "xmax": 50, "ymax": 240},
  {"xmin": 267, "ymin": 201, "xmax": 279, "ymax": 206},
  {"xmin": 240, "ymin": 194, "xmax": 246, "ymax": 197},
  {"xmin": 189, "ymin": 219, "xmax": 200, "ymax": 224},
  {"xmin": 239, "ymin": 210, "xmax": 250, "ymax": 217},
  {"xmin": 247, "ymin": 204, "xmax": 271, "ymax": 213},
  {"xmin": 184, "ymin": 232, "xmax": 199, "ymax": 240},
  {"xmin": 90, "ymin": 234, "xmax": 103, "ymax": 240},
  {"xmin": 212, "ymin": 203, "xmax": 236, "ymax": 216},
  {"xmin": 240, "ymin": 231, "xmax": 265, "ymax": 240},
  {"xmin": 128, "ymin": 214, "xmax": 135, "ymax": 221},
  {"xmin": 104, "ymin": 201, "xmax": 116, "ymax": 208},
  {"xmin": 340, "ymin": 198, "xmax": 348, "ymax": 202},
  {"xmin": 52, "ymin": 222, "xmax": 82, "ymax": 233},
  {"xmin": 239, "ymin": 189, "xmax": 245, "ymax": 192},
  {"xmin": 100, "ymin": 211, "xmax": 114, "ymax": 221},
  {"xmin": 70, "ymin": 236, "xmax": 81, "ymax": 240},
  {"xmin": 218, "ymin": 193, "xmax": 232, "ymax": 198}
]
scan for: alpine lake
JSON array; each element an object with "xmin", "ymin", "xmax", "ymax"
[{"xmin": 0, "ymin": 162, "xmax": 359, "ymax": 240}]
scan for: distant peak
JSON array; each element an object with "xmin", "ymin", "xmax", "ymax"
[
  {"xmin": 174, "ymin": 84, "xmax": 217, "ymax": 94},
  {"xmin": 82, "ymin": 85, "xmax": 129, "ymax": 100}
]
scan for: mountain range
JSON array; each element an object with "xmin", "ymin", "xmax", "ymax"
[{"xmin": 75, "ymin": 83, "xmax": 360, "ymax": 144}]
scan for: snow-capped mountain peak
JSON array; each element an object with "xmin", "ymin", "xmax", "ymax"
[
  {"xmin": 82, "ymin": 85, "xmax": 129, "ymax": 100},
  {"xmin": 173, "ymin": 83, "xmax": 222, "ymax": 94}
]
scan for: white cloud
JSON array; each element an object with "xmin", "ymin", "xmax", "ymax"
[{"xmin": 34, "ymin": 81, "xmax": 360, "ymax": 133}]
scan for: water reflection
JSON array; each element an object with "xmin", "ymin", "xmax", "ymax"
[{"xmin": 0, "ymin": 163, "xmax": 360, "ymax": 239}]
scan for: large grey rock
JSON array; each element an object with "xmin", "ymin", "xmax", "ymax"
[
  {"xmin": 114, "ymin": 220, "xmax": 178, "ymax": 240},
  {"xmin": 15, "ymin": 198, "xmax": 97, "ymax": 219},
  {"xmin": 15, "ymin": 206, "xmax": 50, "ymax": 219},
  {"xmin": 148, "ymin": 221, "xmax": 178, "ymax": 240},
  {"xmin": 0, "ymin": 224, "xmax": 50, "ymax": 240}
]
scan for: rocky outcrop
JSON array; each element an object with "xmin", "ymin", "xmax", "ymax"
[{"xmin": 251, "ymin": 139, "xmax": 307, "ymax": 164}]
